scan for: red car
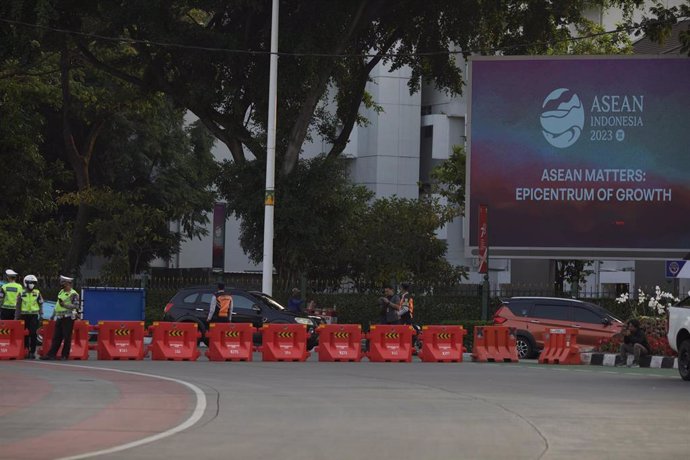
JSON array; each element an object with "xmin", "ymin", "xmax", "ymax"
[{"xmin": 493, "ymin": 296, "xmax": 624, "ymax": 359}]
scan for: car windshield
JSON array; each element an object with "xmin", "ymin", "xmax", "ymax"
[{"xmin": 250, "ymin": 292, "xmax": 286, "ymax": 310}]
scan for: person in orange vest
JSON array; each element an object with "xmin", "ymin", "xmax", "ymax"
[
  {"xmin": 398, "ymin": 282, "xmax": 414, "ymax": 325},
  {"xmin": 207, "ymin": 283, "xmax": 233, "ymax": 323}
]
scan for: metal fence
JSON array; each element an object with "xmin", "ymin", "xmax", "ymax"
[{"xmin": 31, "ymin": 271, "xmax": 676, "ymax": 302}]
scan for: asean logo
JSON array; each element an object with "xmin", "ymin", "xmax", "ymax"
[{"xmin": 540, "ymin": 88, "xmax": 585, "ymax": 149}]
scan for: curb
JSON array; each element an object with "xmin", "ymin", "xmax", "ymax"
[{"xmin": 580, "ymin": 352, "xmax": 678, "ymax": 369}]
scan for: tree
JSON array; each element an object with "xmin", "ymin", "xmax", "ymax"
[
  {"xmin": 217, "ymin": 154, "xmax": 465, "ymax": 289},
  {"xmin": 4, "ymin": 0, "xmax": 666, "ymax": 279},
  {"xmin": 31, "ymin": 0, "xmax": 646, "ymax": 176},
  {"xmin": 554, "ymin": 260, "xmax": 594, "ymax": 297},
  {"xmin": 0, "ymin": 62, "xmax": 70, "ymax": 275},
  {"xmin": 637, "ymin": 1, "xmax": 690, "ymax": 55},
  {"xmin": 217, "ymin": 155, "xmax": 373, "ymax": 288},
  {"xmin": 429, "ymin": 145, "xmax": 467, "ymax": 219},
  {"xmin": 1, "ymin": 5, "xmax": 219, "ymax": 276},
  {"xmin": 55, "ymin": 0, "xmax": 649, "ymax": 274},
  {"xmin": 347, "ymin": 196, "xmax": 466, "ymax": 291},
  {"xmin": 546, "ymin": 20, "xmax": 633, "ymax": 55},
  {"xmin": 60, "ymin": 106, "xmax": 219, "ymax": 276}
]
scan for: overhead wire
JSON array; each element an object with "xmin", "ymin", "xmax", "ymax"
[{"xmin": 0, "ymin": 16, "xmax": 676, "ymax": 58}]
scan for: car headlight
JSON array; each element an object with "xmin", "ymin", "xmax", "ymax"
[{"xmin": 294, "ymin": 317, "xmax": 314, "ymax": 326}]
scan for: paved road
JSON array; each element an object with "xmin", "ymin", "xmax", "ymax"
[{"xmin": 1, "ymin": 358, "xmax": 688, "ymax": 460}]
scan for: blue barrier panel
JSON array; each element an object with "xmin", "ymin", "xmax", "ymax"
[{"xmin": 82, "ymin": 287, "xmax": 146, "ymax": 325}]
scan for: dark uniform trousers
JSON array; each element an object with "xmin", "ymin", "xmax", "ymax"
[
  {"xmin": 20, "ymin": 314, "xmax": 40, "ymax": 354},
  {"xmin": 47, "ymin": 317, "xmax": 75, "ymax": 359},
  {"xmin": 0, "ymin": 308, "xmax": 15, "ymax": 320}
]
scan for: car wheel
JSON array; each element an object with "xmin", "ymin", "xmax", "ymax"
[
  {"xmin": 516, "ymin": 335, "xmax": 534, "ymax": 359},
  {"xmin": 678, "ymin": 339, "xmax": 690, "ymax": 381}
]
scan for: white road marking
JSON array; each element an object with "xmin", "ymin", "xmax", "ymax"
[{"xmin": 33, "ymin": 362, "xmax": 207, "ymax": 460}]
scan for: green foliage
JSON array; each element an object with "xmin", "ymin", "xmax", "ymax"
[
  {"xmin": 298, "ymin": 293, "xmax": 496, "ymax": 326},
  {"xmin": 79, "ymin": 102, "xmax": 219, "ymax": 275},
  {"xmin": 36, "ymin": 0, "xmax": 648, "ymax": 176},
  {"xmin": 546, "ymin": 21, "xmax": 633, "ymax": 55},
  {"xmin": 429, "ymin": 145, "xmax": 467, "ymax": 218},
  {"xmin": 637, "ymin": 2, "xmax": 690, "ymax": 55},
  {"xmin": 1, "ymin": 9, "xmax": 218, "ymax": 276},
  {"xmin": 555, "ymin": 260, "xmax": 594, "ymax": 295},
  {"xmin": 217, "ymin": 155, "xmax": 373, "ymax": 287},
  {"xmin": 3, "ymin": 0, "xmax": 672, "ymax": 280},
  {"xmin": 145, "ymin": 288, "xmax": 177, "ymax": 325},
  {"xmin": 0, "ymin": 58, "xmax": 69, "ymax": 274},
  {"xmin": 218, "ymin": 154, "xmax": 465, "ymax": 289},
  {"xmin": 347, "ymin": 196, "xmax": 466, "ymax": 289}
]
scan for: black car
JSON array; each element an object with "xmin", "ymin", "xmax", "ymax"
[{"xmin": 162, "ymin": 286, "xmax": 318, "ymax": 349}]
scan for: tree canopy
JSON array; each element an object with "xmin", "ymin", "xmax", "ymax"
[
  {"xmin": 2, "ymin": 0, "xmax": 686, "ymax": 281},
  {"xmin": 0, "ymin": 6, "xmax": 219, "ymax": 276},
  {"xmin": 5, "ymin": 0, "xmax": 660, "ymax": 176}
]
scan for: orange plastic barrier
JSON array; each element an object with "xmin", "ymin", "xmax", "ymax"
[
  {"xmin": 205, "ymin": 322, "xmax": 255, "ymax": 361},
  {"xmin": 259, "ymin": 324, "xmax": 310, "ymax": 362},
  {"xmin": 38, "ymin": 320, "xmax": 90, "ymax": 360},
  {"xmin": 149, "ymin": 322, "xmax": 201, "ymax": 361},
  {"xmin": 538, "ymin": 328, "xmax": 582, "ymax": 365},
  {"xmin": 366, "ymin": 325, "xmax": 414, "ymax": 362},
  {"xmin": 418, "ymin": 325, "xmax": 467, "ymax": 363},
  {"xmin": 315, "ymin": 324, "xmax": 363, "ymax": 362},
  {"xmin": 0, "ymin": 320, "xmax": 27, "ymax": 360},
  {"xmin": 96, "ymin": 321, "xmax": 147, "ymax": 360},
  {"xmin": 471, "ymin": 326, "xmax": 519, "ymax": 363}
]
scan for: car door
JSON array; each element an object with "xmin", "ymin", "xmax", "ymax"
[
  {"xmin": 528, "ymin": 302, "xmax": 573, "ymax": 346},
  {"xmin": 230, "ymin": 293, "xmax": 264, "ymax": 328},
  {"xmin": 178, "ymin": 291, "xmax": 204, "ymax": 321},
  {"xmin": 571, "ymin": 305, "xmax": 608, "ymax": 347},
  {"xmin": 506, "ymin": 300, "xmax": 532, "ymax": 331}
]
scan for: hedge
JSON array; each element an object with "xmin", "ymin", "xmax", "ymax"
[
  {"xmin": 59, "ymin": 286, "xmax": 640, "ymax": 328},
  {"xmin": 300, "ymin": 293, "xmax": 503, "ymax": 326}
]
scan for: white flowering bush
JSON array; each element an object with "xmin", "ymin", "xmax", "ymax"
[{"xmin": 615, "ymin": 286, "xmax": 680, "ymax": 318}]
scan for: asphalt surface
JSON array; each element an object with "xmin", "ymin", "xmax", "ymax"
[{"xmin": 1, "ymin": 356, "xmax": 688, "ymax": 460}]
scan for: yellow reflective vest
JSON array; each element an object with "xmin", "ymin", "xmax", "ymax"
[
  {"xmin": 1, "ymin": 282, "xmax": 23, "ymax": 309},
  {"xmin": 18, "ymin": 289, "xmax": 43, "ymax": 314}
]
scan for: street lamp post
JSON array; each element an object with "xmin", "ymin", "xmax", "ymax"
[{"xmin": 262, "ymin": 0, "xmax": 279, "ymax": 296}]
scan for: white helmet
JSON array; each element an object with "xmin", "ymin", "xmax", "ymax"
[{"xmin": 23, "ymin": 274, "xmax": 38, "ymax": 288}]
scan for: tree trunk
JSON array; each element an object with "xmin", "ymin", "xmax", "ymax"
[{"xmin": 60, "ymin": 46, "xmax": 105, "ymax": 274}]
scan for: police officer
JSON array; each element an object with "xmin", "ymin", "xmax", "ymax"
[
  {"xmin": 0, "ymin": 269, "xmax": 23, "ymax": 320},
  {"xmin": 41, "ymin": 275, "xmax": 79, "ymax": 361},
  {"xmin": 15, "ymin": 275, "xmax": 44, "ymax": 359}
]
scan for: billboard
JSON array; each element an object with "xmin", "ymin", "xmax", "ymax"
[{"xmin": 467, "ymin": 56, "xmax": 690, "ymax": 259}]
